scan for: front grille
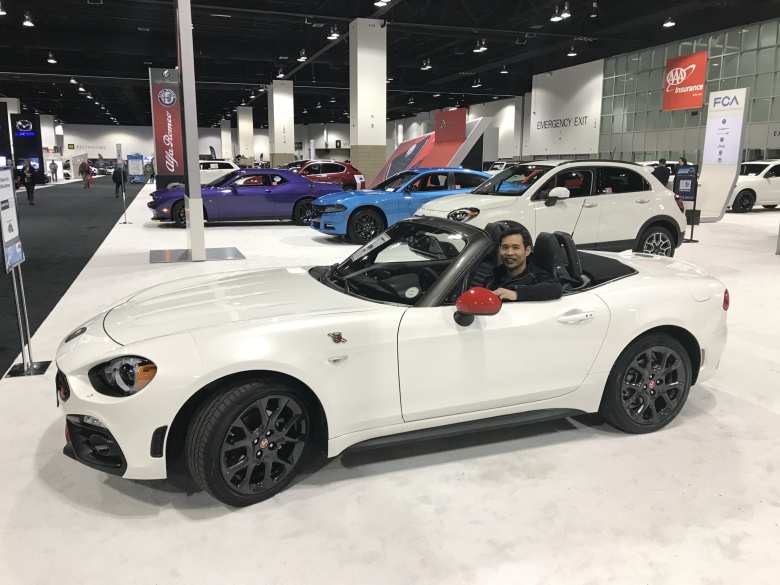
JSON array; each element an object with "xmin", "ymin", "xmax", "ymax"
[
  {"xmin": 64, "ymin": 415, "xmax": 127, "ymax": 476},
  {"xmin": 310, "ymin": 205, "xmax": 326, "ymax": 218}
]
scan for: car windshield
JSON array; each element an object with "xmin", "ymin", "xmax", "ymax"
[
  {"xmin": 740, "ymin": 163, "xmax": 769, "ymax": 176},
  {"xmin": 205, "ymin": 170, "xmax": 241, "ymax": 187},
  {"xmin": 323, "ymin": 221, "xmax": 470, "ymax": 305},
  {"xmin": 488, "ymin": 162, "xmax": 506, "ymax": 171},
  {"xmin": 374, "ymin": 171, "xmax": 418, "ymax": 192},
  {"xmin": 472, "ymin": 164, "xmax": 553, "ymax": 195}
]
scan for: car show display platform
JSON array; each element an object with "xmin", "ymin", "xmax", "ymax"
[{"xmin": 1, "ymin": 184, "xmax": 779, "ymax": 584}]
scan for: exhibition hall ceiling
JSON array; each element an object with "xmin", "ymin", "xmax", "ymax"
[{"xmin": 0, "ymin": 0, "xmax": 777, "ymax": 127}]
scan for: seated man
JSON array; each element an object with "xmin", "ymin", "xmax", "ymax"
[{"xmin": 486, "ymin": 226, "xmax": 562, "ymax": 302}]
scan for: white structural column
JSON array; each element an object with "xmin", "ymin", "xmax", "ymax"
[
  {"xmin": 220, "ymin": 118, "xmax": 233, "ymax": 160},
  {"xmin": 236, "ymin": 106, "xmax": 254, "ymax": 163},
  {"xmin": 39, "ymin": 114, "xmax": 57, "ymax": 151},
  {"xmin": 349, "ymin": 18, "xmax": 386, "ymax": 186},
  {"xmin": 268, "ymin": 80, "xmax": 295, "ymax": 167}
]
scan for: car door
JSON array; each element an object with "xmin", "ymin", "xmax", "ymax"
[
  {"xmin": 397, "ymin": 292, "xmax": 610, "ymax": 421},
  {"xmin": 321, "ymin": 162, "xmax": 347, "ymax": 186},
  {"xmin": 593, "ymin": 166, "xmax": 654, "ymax": 247},
  {"xmin": 393, "ymin": 172, "xmax": 453, "ymax": 223},
  {"xmin": 224, "ymin": 174, "xmax": 275, "ymax": 219},
  {"xmin": 529, "ymin": 167, "xmax": 591, "ymax": 241},
  {"xmin": 260, "ymin": 172, "xmax": 299, "ymax": 218},
  {"xmin": 761, "ymin": 164, "xmax": 780, "ymax": 203}
]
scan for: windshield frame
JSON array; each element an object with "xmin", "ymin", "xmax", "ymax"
[
  {"xmin": 319, "ymin": 217, "xmax": 490, "ymax": 308},
  {"xmin": 373, "ymin": 170, "xmax": 419, "ymax": 192},
  {"xmin": 472, "ymin": 164, "xmax": 555, "ymax": 196}
]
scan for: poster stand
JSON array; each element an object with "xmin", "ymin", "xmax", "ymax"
[
  {"xmin": 673, "ymin": 164, "xmax": 700, "ymax": 244},
  {"xmin": 1, "ymin": 167, "xmax": 49, "ymax": 377}
]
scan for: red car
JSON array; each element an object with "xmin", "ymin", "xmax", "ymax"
[{"xmin": 297, "ymin": 160, "xmax": 364, "ymax": 190}]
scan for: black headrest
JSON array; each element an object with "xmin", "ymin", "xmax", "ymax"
[
  {"xmin": 483, "ymin": 220, "xmax": 526, "ymax": 244},
  {"xmin": 553, "ymin": 231, "xmax": 583, "ymax": 280},
  {"xmin": 533, "ymin": 233, "xmax": 563, "ymax": 274}
]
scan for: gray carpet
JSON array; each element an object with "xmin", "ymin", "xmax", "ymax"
[{"xmin": 1, "ymin": 177, "xmax": 144, "ymax": 374}]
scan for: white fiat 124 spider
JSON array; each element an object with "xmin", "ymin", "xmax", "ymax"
[{"xmin": 55, "ymin": 217, "xmax": 728, "ymax": 506}]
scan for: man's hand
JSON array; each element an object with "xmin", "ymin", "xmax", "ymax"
[{"xmin": 493, "ymin": 288, "xmax": 518, "ymax": 302}]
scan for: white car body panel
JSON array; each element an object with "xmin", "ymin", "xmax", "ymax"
[
  {"xmin": 727, "ymin": 160, "xmax": 780, "ymax": 207},
  {"xmin": 199, "ymin": 160, "xmax": 239, "ymax": 184},
  {"xmin": 417, "ymin": 161, "xmax": 686, "ymax": 248},
  {"xmin": 56, "ymin": 251, "xmax": 727, "ymax": 480}
]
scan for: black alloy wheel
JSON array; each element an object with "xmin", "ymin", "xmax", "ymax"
[
  {"xmin": 347, "ymin": 208, "xmax": 385, "ymax": 244},
  {"xmin": 599, "ymin": 334, "xmax": 692, "ymax": 434},
  {"xmin": 186, "ymin": 381, "xmax": 313, "ymax": 506},
  {"xmin": 639, "ymin": 225, "xmax": 675, "ymax": 257},
  {"xmin": 762, "ymin": 204, "xmax": 778, "ymax": 209},
  {"xmin": 732, "ymin": 190, "xmax": 755, "ymax": 213},
  {"xmin": 293, "ymin": 198, "xmax": 314, "ymax": 225},
  {"xmin": 172, "ymin": 200, "xmax": 186, "ymax": 227}
]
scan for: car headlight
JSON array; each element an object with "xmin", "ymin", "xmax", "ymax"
[
  {"xmin": 447, "ymin": 207, "xmax": 480, "ymax": 222},
  {"xmin": 321, "ymin": 204, "xmax": 347, "ymax": 213},
  {"xmin": 89, "ymin": 356, "xmax": 157, "ymax": 397}
]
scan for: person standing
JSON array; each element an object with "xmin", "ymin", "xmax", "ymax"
[
  {"xmin": 49, "ymin": 160, "xmax": 58, "ymax": 182},
  {"xmin": 112, "ymin": 164, "xmax": 127, "ymax": 198},
  {"xmin": 21, "ymin": 161, "xmax": 36, "ymax": 206},
  {"xmin": 79, "ymin": 160, "xmax": 90, "ymax": 189},
  {"xmin": 652, "ymin": 158, "xmax": 671, "ymax": 187}
]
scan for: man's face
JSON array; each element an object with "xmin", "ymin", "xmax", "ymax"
[{"xmin": 498, "ymin": 234, "xmax": 530, "ymax": 273}]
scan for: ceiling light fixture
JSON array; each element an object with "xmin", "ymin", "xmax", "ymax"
[
  {"xmin": 210, "ymin": 13, "xmax": 232, "ymax": 18},
  {"xmin": 315, "ymin": 102, "xmax": 322, "ymax": 109},
  {"xmin": 0, "ymin": 3, "xmax": 6, "ymax": 17},
  {"xmin": 297, "ymin": 49, "xmax": 308, "ymax": 62},
  {"xmin": 567, "ymin": 46, "xmax": 578, "ymax": 57},
  {"xmin": 302, "ymin": 108, "xmax": 308, "ymax": 114},
  {"xmin": 550, "ymin": 5, "xmax": 563, "ymax": 22},
  {"xmin": 471, "ymin": 77, "xmax": 482, "ymax": 88},
  {"xmin": 589, "ymin": 1, "xmax": 599, "ymax": 18},
  {"xmin": 327, "ymin": 25, "xmax": 340, "ymax": 40},
  {"xmin": 386, "ymin": 76, "xmax": 394, "ymax": 83},
  {"xmin": 46, "ymin": 51, "xmax": 57, "ymax": 64},
  {"xmin": 561, "ymin": 1, "xmax": 572, "ymax": 19},
  {"xmin": 374, "ymin": 0, "xmax": 389, "ymax": 7},
  {"xmin": 408, "ymin": 97, "xmax": 415, "ymax": 105},
  {"xmin": 473, "ymin": 39, "xmax": 488, "ymax": 53},
  {"xmin": 663, "ymin": 17, "xmax": 676, "ymax": 28},
  {"xmin": 329, "ymin": 96, "xmax": 336, "ymax": 103},
  {"xmin": 276, "ymin": 68, "xmax": 285, "ymax": 79},
  {"xmin": 500, "ymin": 64, "xmax": 509, "ymax": 75},
  {"xmin": 420, "ymin": 58, "xmax": 432, "ymax": 71},
  {"xmin": 22, "ymin": 11, "xmax": 34, "ymax": 27},
  {"xmin": 86, "ymin": 93, "xmax": 93, "ymax": 100},
  {"xmin": 432, "ymin": 93, "xmax": 441, "ymax": 98},
  {"xmin": 69, "ymin": 77, "xmax": 77, "ymax": 84}
]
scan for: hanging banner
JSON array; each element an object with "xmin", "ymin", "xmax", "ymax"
[
  {"xmin": 0, "ymin": 168, "xmax": 25, "ymax": 273},
  {"xmin": 149, "ymin": 68, "xmax": 185, "ymax": 189},
  {"xmin": 10, "ymin": 113, "xmax": 43, "ymax": 172},
  {"xmin": 663, "ymin": 51, "xmax": 707, "ymax": 112}
]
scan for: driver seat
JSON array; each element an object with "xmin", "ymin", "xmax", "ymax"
[{"xmin": 532, "ymin": 232, "xmax": 584, "ymax": 290}]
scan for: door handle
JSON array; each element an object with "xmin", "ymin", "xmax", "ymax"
[
  {"xmin": 265, "ymin": 189, "xmax": 272, "ymax": 193},
  {"xmin": 583, "ymin": 201, "xmax": 598, "ymax": 208},
  {"xmin": 635, "ymin": 198, "xmax": 650, "ymax": 204},
  {"xmin": 557, "ymin": 311, "xmax": 594, "ymax": 324}
]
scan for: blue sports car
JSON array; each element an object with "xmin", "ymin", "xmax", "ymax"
[{"xmin": 310, "ymin": 167, "xmax": 491, "ymax": 243}]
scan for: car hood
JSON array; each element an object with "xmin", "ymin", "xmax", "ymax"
[
  {"xmin": 103, "ymin": 268, "xmax": 374, "ymax": 345},
  {"xmin": 315, "ymin": 189, "xmax": 388, "ymax": 205},
  {"xmin": 419, "ymin": 192, "xmax": 516, "ymax": 213}
]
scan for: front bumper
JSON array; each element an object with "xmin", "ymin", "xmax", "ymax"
[
  {"xmin": 147, "ymin": 200, "xmax": 172, "ymax": 221},
  {"xmin": 310, "ymin": 211, "xmax": 349, "ymax": 236},
  {"xmin": 63, "ymin": 414, "xmax": 127, "ymax": 476}
]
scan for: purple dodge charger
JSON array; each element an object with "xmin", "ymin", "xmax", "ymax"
[{"xmin": 147, "ymin": 168, "xmax": 342, "ymax": 226}]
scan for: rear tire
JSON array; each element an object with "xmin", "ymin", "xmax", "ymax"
[
  {"xmin": 636, "ymin": 225, "xmax": 675, "ymax": 257},
  {"xmin": 292, "ymin": 198, "xmax": 314, "ymax": 225},
  {"xmin": 347, "ymin": 208, "xmax": 386, "ymax": 244},
  {"xmin": 185, "ymin": 380, "xmax": 315, "ymax": 507},
  {"xmin": 732, "ymin": 190, "xmax": 755, "ymax": 213},
  {"xmin": 762, "ymin": 204, "xmax": 778, "ymax": 209},
  {"xmin": 599, "ymin": 334, "xmax": 692, "ymax": 434}
]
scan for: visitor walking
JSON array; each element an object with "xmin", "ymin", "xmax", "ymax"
[
  {"xmin": 49, "ymin": 160, "xmax": 58, "ymax": 182},
  {"xmin": 21, "ymin": 161, "xmax": 36, "ymax": 206},
  {"xmin": 79, "ymin": 161, "xmax": 90, "ymax": 189},
  {"xmin": 112, "ymin": 165, "xmax": 127, "ymax": 198}
]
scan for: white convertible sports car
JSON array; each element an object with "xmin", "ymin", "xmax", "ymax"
[{"xmin": 55, "ymin": 217, "xmax": 728, "ymax": 506}]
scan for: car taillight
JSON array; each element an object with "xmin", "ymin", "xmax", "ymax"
[
  {"xmin": 723, "ymin": 289, "xmax": 730, "ymax": 311},
  {"xmin": 674, "ymin": 194, "xmax": 685, "ymax": 214}
]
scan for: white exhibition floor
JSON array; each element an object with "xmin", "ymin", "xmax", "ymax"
[{"xmin": 1, "ymin": 184, "xmax": 780, "ymax": 584}]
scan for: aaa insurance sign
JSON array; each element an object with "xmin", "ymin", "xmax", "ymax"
[{"xmin": 663, "ymin": 51, "xmax": 707, "ymax": 111}]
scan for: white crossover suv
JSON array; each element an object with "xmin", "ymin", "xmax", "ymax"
[
  {"xmin": 199, "ymin": 159, "xmax": 239, "ymax": 184},
  {"xmin": 416, "ymin": 160, "xmax": 687, "ymax": 256},
  {"xmin": 728, "ymin": 160, "xmax": 780, "ymax": 212}
]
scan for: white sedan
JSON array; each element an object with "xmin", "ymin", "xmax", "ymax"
[
  {"xmin": 727, "ymin": 160, "xmax": 780, "ymax": 212},
  {"xmin": 55, "ymin": 217, "xmax": 728, "ymax": 506}
]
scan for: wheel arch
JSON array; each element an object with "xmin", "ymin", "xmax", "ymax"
[
  {"xmin": 171, "ymin": 198, "xmax": 209, "ymax": 221},
  {"xmin": 165, "ymin": 370, "xmax": 329, "ymax": 477},
  {"xmin": 627, "ymin": 325, "xmax": 702, "ymax": 384},
  {"xmin": 636, "ymin": 215, "xmax": 683, "ymax": 248},
  {"xmin": 348, "ymin": 205, "xmax": 389, "ymax": 230}
]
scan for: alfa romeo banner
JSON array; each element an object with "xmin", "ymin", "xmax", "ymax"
[
  {"xmin": 149, "ymin": 68, "xmax": 185, "ymax": 189},
  {"xmin": 663, "ymin": 51, "xmax": 707, "ymax": 111}
]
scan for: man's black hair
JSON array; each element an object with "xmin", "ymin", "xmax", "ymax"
[
  {"xmin": 679, "ymin": 156, "xmax": 688, "ymax": 165},
  {"xmin": 659, "ymin": 158, "xmax": 666, "ymax": 164},
  {"xmin": 499, "ymin": 225, "xmax": 533, "ymax": 248}
]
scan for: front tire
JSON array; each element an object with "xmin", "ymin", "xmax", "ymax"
[
  {"xmin": 637, "ymin": 225, "xmax": 675, "ymax": 257},
  {"xmin": 171, "ymin": 200, "xmax": 186, "ymax": 227},
  {"xmin": 347, "ymin": 208, "xmax": 385, "ymax": 244},
  {"xmin": 185, "ymin": 380, "xmax": 314, "ymax": 507},
  {"xmin": 292, "ymin": 198, "xmax": 314, "ymax": 225},
  {"xmin": 599, "ymin": 334, "xmax": 692, "ymax": 434},
  {"xmin": 732, "ymin": 190, "xmax": 755, "ymax": 213},
  {"xmin": 762, "ymin": 204, "xmax": 778, "ymax": 209}
]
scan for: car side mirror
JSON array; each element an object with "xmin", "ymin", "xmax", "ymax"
[
  {"xmin": 545, "ymin": 186, "xmax": 571, "ymax": 206},
  {"xmin": 454, "ymin": 287, "xmax": 502, "ymax": 326}
]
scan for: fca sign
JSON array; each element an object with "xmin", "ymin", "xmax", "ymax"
[{"xmin": 714, "ymin": 95, "xmax": 740, "ymax": 107}]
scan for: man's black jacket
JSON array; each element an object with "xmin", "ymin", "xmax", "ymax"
[
  {"xmin": 652, "ymin": 165, "xmax": 671, "ymax": 186},
  {"xmin": 486, "ymin": 262, "xmax": 563, "ymax": 301}
]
